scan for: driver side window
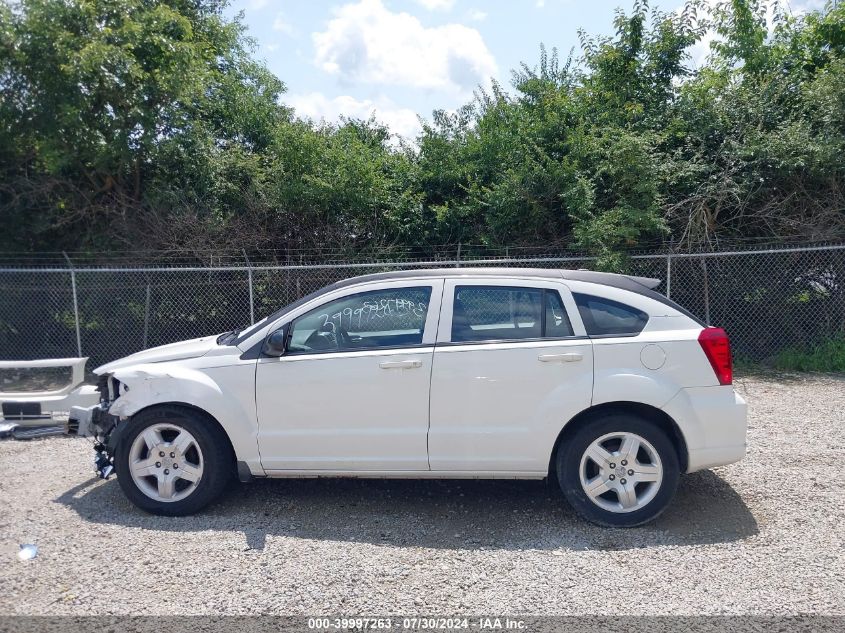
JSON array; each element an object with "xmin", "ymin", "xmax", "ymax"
[{"xmin": 286, "ymin": 286, "xmax": 432, "ymax": 354}]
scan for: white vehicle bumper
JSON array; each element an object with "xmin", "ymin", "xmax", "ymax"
[
  {"xmin": 0, "ymin": 358, "xmax": 99, "ymax": 427},
  {"xmin": 662, "ymin": 385, "xmax": 748, "ymax": 473}
]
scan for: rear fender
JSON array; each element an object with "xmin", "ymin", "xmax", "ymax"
[{"xmin": 592, "ymin": 370, "xmax": 681, "ymax": 410}]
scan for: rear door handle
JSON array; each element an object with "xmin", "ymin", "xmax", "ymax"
[
  {"xmin": 379, "ymin": 359, "xmax": 423, "ymax": 369},
  {"xmin": 538, "ymin": 353, "xmax": 583, "ymax": 363}
]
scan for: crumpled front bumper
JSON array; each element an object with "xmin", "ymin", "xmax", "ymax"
[
  {"xmin": 67, "ymin": 403, "xmax": 115, "ymax": 438},
  {"xmin": 68, "ymin": 403, "xmax": 122, "ymax": 479},
  {"xmin": 67, "ymin": 404, "xmax": 94, "ymax": 436},
  {"xmin": 67, "ymin": 373, "xmax": 123, "ymax": 438}
]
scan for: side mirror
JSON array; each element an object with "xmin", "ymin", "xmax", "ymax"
[{"xmin": 263, "ymin": 327, "xmax": 288, "ymax": 357}]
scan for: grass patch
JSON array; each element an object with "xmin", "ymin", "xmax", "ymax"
[{"xmin": 773, "ymin": 335, "xmax": 845, "ymax": 373}]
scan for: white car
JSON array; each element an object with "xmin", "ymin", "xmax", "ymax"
[{"xmin": 70, "ymin": 268, "xmax": 746, "ymax": 527}]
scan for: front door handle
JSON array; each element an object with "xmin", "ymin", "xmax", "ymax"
[
  {"xmin": 379, "ymin": 359, "xmax": 423, "ymax": 369},
  {"xmin": 538, "ymin": 353, "xmax": 583, "ymax": 363}
]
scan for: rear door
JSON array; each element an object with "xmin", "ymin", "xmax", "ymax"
[{"xmin": 428, "ymin": 278, "xmax": 593, "ymax": 473}]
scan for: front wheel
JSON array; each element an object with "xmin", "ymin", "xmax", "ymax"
[
  {"xmin": 114, "ymin": 406, "xmax": 233, "ymax": 516},
  {"xmin": 557, "ymin": 415, "xmax": 680, "ymax": 527}
]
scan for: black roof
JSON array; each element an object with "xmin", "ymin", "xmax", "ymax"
[
  {"xmin": 333, "ymin": 268, "xmax": 704, "ymax": 326},
  {"xmin": 333, "ymin": 267, "xmax": 662, "ymax": 293},
  {"xmin": 235, "ymin": 267, "xmax": 703, "ymax": 344}
]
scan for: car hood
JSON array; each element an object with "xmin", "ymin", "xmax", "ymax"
[{"xmin": 95, "ymin": 335, "xmax": 221, "ymax": 374}]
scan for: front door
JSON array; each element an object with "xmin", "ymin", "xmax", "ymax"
[
  {"xmin": 255, "ymin": 280, "xmax": 443, "ymax": 472},
  {"xmin": 428, "ymin": 279, "xmax": 594, "ymax": 473}
]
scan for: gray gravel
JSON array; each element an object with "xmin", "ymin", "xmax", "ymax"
[{"xmin": 1, "ymin": 374, "xmax": 844, "ymax": 615}]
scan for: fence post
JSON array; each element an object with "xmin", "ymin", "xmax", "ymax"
[
  {"xmin": 285, "ymin": 248, "xmax": 291, "ymax": 305},
  {"xmin": 143, "ymin": 283, "xmax": 151, "ymax": 349},
  {"xmin": 243, "ymin": 250, "xmax": 255, "ymax": 324},
  {"xmin": 62, "ymin": 252, "xmax": 82, "ymax": 358},
  {"xmin": 666, "ymin": 254, "xmax": 672, "ymax": 299},
  {"xmin": 455, "ymin": 243, "xmax": 461, "ymax": 268},
  {"xmin": 700, "ymin": 257, "xmax": 711, "ymax": 325}
]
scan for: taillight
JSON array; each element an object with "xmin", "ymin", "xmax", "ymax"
[{"xmin": 698, "ymin": 327, "xmax": 733, "ymax": 385}]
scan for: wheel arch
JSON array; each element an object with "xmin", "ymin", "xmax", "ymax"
[
  {"xmin": 111, "ymin": 401, "xmax": 240, "ymax": 515},
  {"xmin": 547, "ymin": 401, "xmax": 689, "ymax": 479},
  {"xmin": 109, "ymin": 402, "xmax": 237, "ymax": 471}
]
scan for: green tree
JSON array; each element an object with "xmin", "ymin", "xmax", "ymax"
[
  {"xmin": 0, "ymin": 0, "xmax": 284, "ymax": 251},
  {"xmin": 1, "ymin": 0, "xmax": 844, "ymax": 262}
]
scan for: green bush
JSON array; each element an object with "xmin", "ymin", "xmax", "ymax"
[
  {"xmin": 773, "ymin": 335, "xmax": 845, "ymax": 373},
  {"xmin": 2, "ymin": 1, "xmax": 845, "ymax": 257}
]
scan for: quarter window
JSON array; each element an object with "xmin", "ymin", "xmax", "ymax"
[
  {"xmin": 286, "ymin": 287, "xmax": 432, "ymax": 353},
  {"xmin": 573, "ymin": 293, "xmax": 648, "ymax": 336},
  {"xmin": 451, "ymin": 286, "xmax": 574, "ymax": 342},
  {"xmin": 545, "ymin": 290, "xmax": 574, "ymax": 337}
]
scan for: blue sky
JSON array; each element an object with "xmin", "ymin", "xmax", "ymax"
[{"xmin": 226, "ymin": 0, "xmax": 820, "ymax": 139}]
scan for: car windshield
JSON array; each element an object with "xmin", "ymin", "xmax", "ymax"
[{"xmin": 233, "ymin": 283, "xmax": 339, "ymax": 345}]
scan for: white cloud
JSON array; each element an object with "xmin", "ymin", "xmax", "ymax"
[
  {"xmin": 536, "ymin": 0, "xmax": 545, "ymax": 8},
  {"xmin": 264, "ymin": 43, "xmax": 279, "ymax": 53},
  {"xmin": 790, "ymin": 0, "xmax": 827, "ymax": 15},
  {"xmin": 312, "ymin": 0, "xmax": 497, "ymax": 94},
  {"xmin": 287, "ymin": 92, "xmax": 423, "ymax": 141},
  {"xmin": 468, "ymin": 9, "xmax": 487, "ymax": 21},
  {"xmin": 677, "ymin": 0, "xmax": 723, "ymax": 69},
  {"xmin": 686, "ymin": 27, "xmax": 717, "ymax": 69},
  {"xmin": 247, "ymin": 0, "xmax": 269, "ymax": 10},
  {"xmin": 415, "ymin": 0, "xmax": 456, "ymax": 10},
  {"xmin": 272, "ymin": 13, "xmax": 295, "ymax": 35}
]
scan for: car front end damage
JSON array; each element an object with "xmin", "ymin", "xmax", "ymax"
[{"xmin": 67, "ymin": 374, "xmax": 126, "ymax": 479}]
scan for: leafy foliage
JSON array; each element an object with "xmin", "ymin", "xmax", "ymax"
[
  {"xmin": 1, "ymin": 0, "xmax": 844, "ymax": 266},
  {"xmin": 774, "ymin": 335, "xmax": 845, "ymax": 372}
]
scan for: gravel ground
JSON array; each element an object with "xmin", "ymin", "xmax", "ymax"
[{"xmin": 0, "ymin": 374, "xmax": 843, "ymax": 616}]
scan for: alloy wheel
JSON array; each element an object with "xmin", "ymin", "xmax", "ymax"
[
  {"xmin": 128, "ymin": 423, "xmax": 204, "ymax": 502},
  {"xmin": 578, "ymin": 431, "xmax": 663, "ymax": 513}
]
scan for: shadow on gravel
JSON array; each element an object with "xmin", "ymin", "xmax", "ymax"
[{"xmin": 56, "ymin": 469, "xmax": 757, "ymax": 551}]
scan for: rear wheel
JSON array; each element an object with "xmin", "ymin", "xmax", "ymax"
[
  {"xmin": 557, "ymin": 414, "xmax": 680, "ymax": 527},
  {"xmin": 114, "ymin": 406, "xmax": 233, "ymax": 516}
]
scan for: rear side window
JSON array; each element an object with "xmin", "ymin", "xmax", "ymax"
[
  {"xmin": 573, "ymin": 293, "xmax": 648, "ymax": 336},
  {"xmin": 451, "ymin": 286, "xmax": 574, "ymax": 342}
]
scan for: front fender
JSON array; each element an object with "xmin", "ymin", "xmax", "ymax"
[{"xmin": 107, "ymin": 363, "xmax": 264, "ymax": 475}]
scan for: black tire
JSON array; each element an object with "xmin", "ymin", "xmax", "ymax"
[
  {"xmin": 114, "ymin": 406, "xmax": 234, "ymax": 516},
  {"xmin": 556, "ymin": 414, "xmax": 680, "ymax": 527}
]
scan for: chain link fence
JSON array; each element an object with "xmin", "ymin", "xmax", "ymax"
[{"xmin": 1, "ymin": 244, "xmax": 844, "ymax": 369}]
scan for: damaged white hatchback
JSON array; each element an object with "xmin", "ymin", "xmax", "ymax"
[{"xmin": 69, "ymin": 268, "xmax": 747, "ymax": 527}]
